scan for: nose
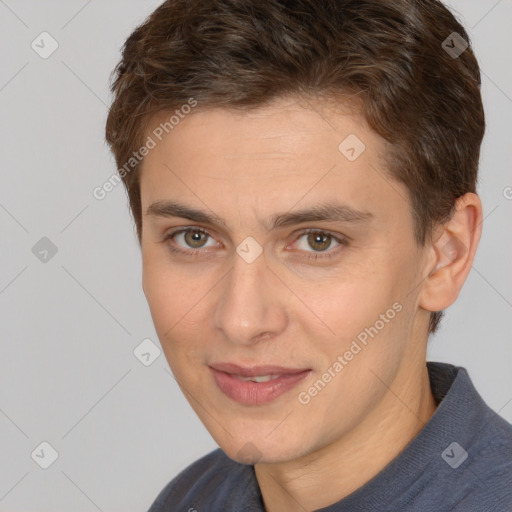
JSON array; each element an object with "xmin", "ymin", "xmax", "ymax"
[{"xmin": 212, "ymin": 247, "xmax": 288, "ymax": 346}]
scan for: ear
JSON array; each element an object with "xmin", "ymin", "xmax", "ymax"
[{"xmin": 419, "ymin": 193, "xmax": 482, "ymax": 313}]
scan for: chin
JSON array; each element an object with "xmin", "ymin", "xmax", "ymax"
[{"xmin": 219, "ymin": 436, "xmax": 307, "ymax": 466}]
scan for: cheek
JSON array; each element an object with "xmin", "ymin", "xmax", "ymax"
[
  {"xmin": 141, "ymin": 254, "xmax": 214, "ymax": 366},
  {"xmin": 143, "ymin": 260, "xmax": 172, "ymax": 329},
  {"xmin": 299, "ymin": 266, "xmax": 388, "ymax": 329},
  {"xmin": 300, "ymin": 255, "xmax": 411, "ymax": 361},
  {"xmin": 142, "ymin": 255, "xmax": 197, "ymax": 337}
]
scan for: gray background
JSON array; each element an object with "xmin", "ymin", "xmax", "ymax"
[{"xmin": 0, "ymin": 1, "xmax": 510, "ymax": 511}]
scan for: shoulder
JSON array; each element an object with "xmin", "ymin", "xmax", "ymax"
[
  {"xmin": 426, "ymin": 362, "xmax": 512, "ymax": 510},
  {"xmin": 147, "ymin": 448, "xmax": 259, "ymax": 512},
  {"xmin": 449, "ymin": 391, "xmax": 512, "ymax": 510}
]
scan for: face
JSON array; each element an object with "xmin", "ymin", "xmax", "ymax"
[{"xmin": 140, "ymin": 96, "xmax": 431, "ymax": 464}]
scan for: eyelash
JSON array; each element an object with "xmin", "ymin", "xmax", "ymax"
[{"xmin": 161, "ymin": 227, "xmax": 348, "ymax": 262}]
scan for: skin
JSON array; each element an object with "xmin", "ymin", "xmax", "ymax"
[{"xmin": 139, "ymin": 96, "xmax": 482, "ymax": 512}]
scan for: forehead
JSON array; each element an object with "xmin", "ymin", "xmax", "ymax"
[
  {"xmin": 144, "ymin": 96, "xmax": 373, "ymax": 163},
  {"xmin": 138, "ymin": 97, "xmax": 411, "ymax": 232}
]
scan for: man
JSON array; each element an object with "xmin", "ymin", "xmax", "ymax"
[{"xmin": 105, "ymin": 0, "xmax": 512, "ymax": 510}]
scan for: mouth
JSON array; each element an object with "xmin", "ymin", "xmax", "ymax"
[{"xmin": 209, "ymin": 362, "xmax": 312, "ymax": 405}]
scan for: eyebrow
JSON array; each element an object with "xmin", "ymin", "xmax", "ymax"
[{"xmin": 145, "ymin": 200, "xmax": 373, "ymax": 230}]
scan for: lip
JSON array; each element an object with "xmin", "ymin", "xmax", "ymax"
[{"xmin": 209, "ymin": 363, "xmax": 311, "ymax": 405}]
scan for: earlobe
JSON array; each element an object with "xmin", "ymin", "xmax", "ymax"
[{"xmin": 420, "ymin": 193, "xmax": 483, "ymax": 312}]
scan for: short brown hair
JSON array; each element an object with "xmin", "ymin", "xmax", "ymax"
[{"xmin": 105, "ymin": 0, "xmax": 485, "ymax": 333}]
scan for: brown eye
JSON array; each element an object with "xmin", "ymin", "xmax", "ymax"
[
  {"xmin": 291, "ymin": 229, "xmax": 347, "ymax": 261},
  {"xmin": 183, "ymin": 229, "xmax": 209, "ymax": 248},
  {"xmin": 164, "ymin": 228, "xmax": 217, "ymax": 253},
  {"xmin": 306, "ymin": 232, "xmax": 332, "ymax": 252}
]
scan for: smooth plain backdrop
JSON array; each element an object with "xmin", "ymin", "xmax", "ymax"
[{"xmin": 1, "ymin": 1, "xmax": 511, "ymax": 511}]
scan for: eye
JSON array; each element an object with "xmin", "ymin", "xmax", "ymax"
[
  {"xmin": 290, "ymin": 229, "xmax": 347, "ymax": 260},
  {"xmin": 296, "ymin": 231, "xmax": 337, "ymax": 252},
  {"xmin": 163, "ymin": 227, "xmax": 219, "ymax": 254}
]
